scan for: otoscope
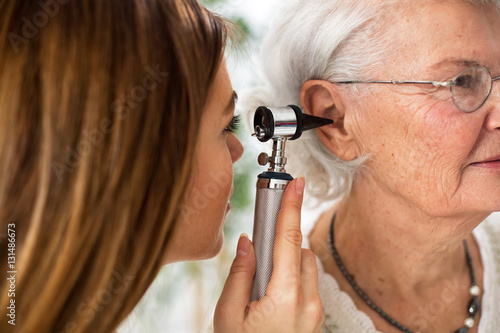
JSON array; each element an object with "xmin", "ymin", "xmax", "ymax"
[{"xmin": 250, "ymin": 105, "xmax": 333, "ymax": 301}]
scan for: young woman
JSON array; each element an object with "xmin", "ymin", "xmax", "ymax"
[{"xmin": 0, "ymin": 0, "xmax": 323, "ymax": 332}]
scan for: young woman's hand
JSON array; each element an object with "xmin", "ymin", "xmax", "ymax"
[{"xmin": 214, "ymin": 177, "xmax": 324, "ymax": 333}]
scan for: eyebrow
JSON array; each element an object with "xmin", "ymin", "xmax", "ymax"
[
  {"xmin": 224, "ymin": 90, "xmax": 238, "ymax": 116},
  {"xmin": 430, "ymin": 58, "xmax": 482, "ymax": 71}
]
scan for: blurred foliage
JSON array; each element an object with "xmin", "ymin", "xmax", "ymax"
[
  {"xmin": 233, "ymin": 17, "xmax": 251, "ymax": 37},
  {"xmin": 201, "ymin": 0, "xmax": 253, "ymax": 38}
]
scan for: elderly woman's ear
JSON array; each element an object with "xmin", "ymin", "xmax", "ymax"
[{"xmin": 300, "ymin": 80, "xmax": 361, "ymax": 161}]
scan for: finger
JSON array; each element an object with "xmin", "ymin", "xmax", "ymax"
[
  {"xmin": 300, "ymin": 248, "xmax": 320, "ymax": 301},
  {"xmin": 299, "ymin": 249, "xmax": 325, "ymax": 332},
  {"xmin": 269, "ymin": 177, "xmax": 305, "ymax": 289},
  {"xmin": 214, "ymin": 234, "xmax": 256, "ymax": 328}
]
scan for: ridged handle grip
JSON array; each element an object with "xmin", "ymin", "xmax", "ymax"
[{"xmin": 250, "ymin": 187, "xmax": 286, "ymax": 302}]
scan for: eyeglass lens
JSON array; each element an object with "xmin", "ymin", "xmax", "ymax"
[{"xmin": 451, "ymin": 66, "xmax": 492, "ymax": 112}]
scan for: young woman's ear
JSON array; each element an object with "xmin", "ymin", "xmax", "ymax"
[{"xmin": 300, "ymin": 80, "xmax": 361, "ymax": 161}]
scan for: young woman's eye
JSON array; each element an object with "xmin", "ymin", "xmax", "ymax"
[{"xmin": 224, "ymin": 115, "xmax": 241, "ymax": 134}]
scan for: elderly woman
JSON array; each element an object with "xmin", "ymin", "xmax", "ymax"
[{"xmin": 246, "ymin": 0, "xmax": 500, "ymax": 332}]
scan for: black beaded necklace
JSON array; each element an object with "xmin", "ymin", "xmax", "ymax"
[{"xmin": 328, "ymin": 214, "xmax": 481, "ymax": 333}]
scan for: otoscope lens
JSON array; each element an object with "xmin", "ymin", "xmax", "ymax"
[{"xmin": 254, "ymin": 107, "xmax": 275, "ymax": 142}]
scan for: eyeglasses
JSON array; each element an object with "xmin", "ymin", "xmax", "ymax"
[{"xmin": 333, "ymin": 66, "xmax": 500, "ymax": 113}]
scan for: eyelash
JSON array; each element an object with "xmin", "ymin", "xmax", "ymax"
[{"xmin": 225, "ymin": 115, "xmax": 241, "ymax": 134}]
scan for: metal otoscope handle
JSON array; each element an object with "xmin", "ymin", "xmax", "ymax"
[
  {"xmin": 250, "ymin": 171, "xmax": 292, "ymax": 301},
  {"xmin": 250, "ymin": 106, "xmax": 332, "ymax": 301}
]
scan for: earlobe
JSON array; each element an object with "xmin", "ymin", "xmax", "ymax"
[{"xmin": 300, "ymin": 80, "xmax": 361, "ymax": 161}]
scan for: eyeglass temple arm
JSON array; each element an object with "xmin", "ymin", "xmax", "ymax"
[
  {"xmin": 339, "ymin": 75, "xmax": 500, "ymax": 86},
  {"xmin": 334, "ymin": 80, "xmax": 453, "ymax": 87}
]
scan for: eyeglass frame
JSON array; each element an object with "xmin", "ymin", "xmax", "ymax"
[{"xmin": 332, "ymin": 66, "xmax": 500, "ymax": 113}]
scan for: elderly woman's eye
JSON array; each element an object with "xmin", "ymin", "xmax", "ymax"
[{"xmin": 454, "ymin": 74, "xmax": 474, "ymax": 88}]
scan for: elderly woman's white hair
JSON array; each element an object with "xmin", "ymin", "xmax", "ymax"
[{"xmin": 243, "ymin": 0, "xmax": 500, "ymax": 205}]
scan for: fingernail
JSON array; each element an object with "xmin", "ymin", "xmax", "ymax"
[
  {"xmin": 236, "ymin": 233, "xmax": 249, "ymax": 257},
  {"xmin": 296, "ymin": 176, "xmax": 305, "ymax": 195}
]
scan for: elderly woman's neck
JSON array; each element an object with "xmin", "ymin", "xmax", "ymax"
[{"xmin": 333, "ymin": 184, "xmax": 486, "ymax": 291}]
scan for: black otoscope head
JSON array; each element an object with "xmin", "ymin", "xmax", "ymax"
[{"xmin": 253, "ymin": 105, "xmax": 333, "ymax": 142}]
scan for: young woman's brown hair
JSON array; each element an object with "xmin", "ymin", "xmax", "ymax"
[{"xmin": 0, "ymin": 0, "xmax": 227, "ymax": 331}]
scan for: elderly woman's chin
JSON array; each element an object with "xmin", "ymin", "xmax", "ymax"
[{"xmin": 458, "ymin": 168, "xmax": 500, "ymax": 215}]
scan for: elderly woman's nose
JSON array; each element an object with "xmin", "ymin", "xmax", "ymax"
[
  {"xmin": 485, "ymin": 82, "xmax": 500, "ymax": 131},
  {"xmin": 492, "ymin": 79, "xmax": 500, "ymax": 104}
]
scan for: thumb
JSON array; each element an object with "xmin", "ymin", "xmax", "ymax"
[
  {"xmin": 215, "ymin": 234, "xmax": 256, "ymax": 326},
  {"xmin": 268, "ymin": 176, "xmax": 305, "ymax": 286}
]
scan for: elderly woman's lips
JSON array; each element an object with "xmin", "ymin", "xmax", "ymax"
[{"xmin": 470, "ymin": 156, "xmax": 500, "ymax": 168}]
